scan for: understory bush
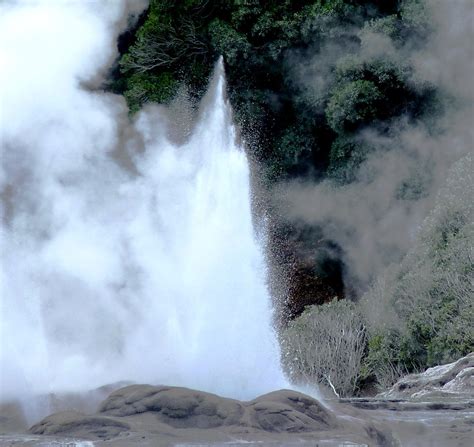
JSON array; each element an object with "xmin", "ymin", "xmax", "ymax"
[{"xmin": 282, "ymin": 299, "xmax": 367, "ymax": 397}]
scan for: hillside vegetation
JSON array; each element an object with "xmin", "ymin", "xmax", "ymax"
[
  {"xmin": 109, "ymin": 0, "xmax": 473, "ymax": 394},
  {"xmin": 113, "ymin": 0, "xmax": 435, "ymax": 182}
]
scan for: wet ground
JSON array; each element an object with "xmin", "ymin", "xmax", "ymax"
[{"xmin": 1, "ymin": 393, "xmax": 472, "ymax": 446}]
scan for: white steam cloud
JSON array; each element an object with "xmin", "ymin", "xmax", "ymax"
[
  {"xmin": 0, "ymin": 0, "xmax": 287, "ymax": 407},
  {"xmin": 279, "ymin": 0, "xmax": 474, "ymax": 291}
]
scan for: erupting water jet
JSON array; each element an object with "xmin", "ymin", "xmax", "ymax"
[{"xmin": 0, "ymin": 1, "xmax": 287, "ymax": 405}]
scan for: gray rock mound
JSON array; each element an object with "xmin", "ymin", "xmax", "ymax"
[
  {"xmin": 378, "ymin": 352, "xmax": 474, "ymax": 399},
  {"xmin": 98, "ymin": 385, "xmax": 335, "ymax": 432},
  {"xmin": 27, "ymin": 385, "xmax": 397, "ymax": 446},
  {"xmin": 99, "ymin": 385, "xmax": 244, "ymax": 428},
  {"xmin": 247, "ymin": 390, "xmax": 336, "ymax": 432},
  {"xmin": 29, "ymin": 410, "xmax": 130, "ymax": 440}
]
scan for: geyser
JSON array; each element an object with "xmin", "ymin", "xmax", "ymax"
[{"xmin": 0, "ymin": 2, "xmax": 287, "ymax": 404}]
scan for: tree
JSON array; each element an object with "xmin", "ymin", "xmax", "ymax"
[
  {"xmin": 282, "ymin": 300, "xmax": 367, "ymax": 397},
  {"xmin": 326, "ymin": 80, "xmax": 383, "ymax": 133}
]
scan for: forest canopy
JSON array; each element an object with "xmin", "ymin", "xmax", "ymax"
[{"xmin": 112, "ymin": 0, "xmax": 434, "ymax": 182}]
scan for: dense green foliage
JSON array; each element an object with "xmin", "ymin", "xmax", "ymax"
[
  {"xmin": 326, "ymin": 79, "xmax": 383, "ymax": 133},
  {"xmin": 112, "ymin": 0, "xmax": 434, "ymax": 182}
]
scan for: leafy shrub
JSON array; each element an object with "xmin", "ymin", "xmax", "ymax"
[
  {"xmin": 282, "ymin": 299, "xmax": 367, "ymax": 397},
  {"xmin": 399, "ymin": 0, "xmax": 433, "ymax": 40},
  {"xmin": 326, "ymin": 80, "xmax": 382, "ymax": 133},
  {"xmin": 332, "ymin": 56, "xmax": 435, "ymax": 127},
  {"xmin": 363, "ymin": 15, "xmax": 400, "ymax": 41},
  {"xmin": 335, "ymin": 57, "xmax": 411, "ymax": 92},
  {"xmin": 269, "ymin": 125, "xmax": 318, "ymax": 178},
  {"xmin": 123, "ymin": 72, "xmax": 178, "ymax": 113},
  {"xmin": 208, "ymin": 19, "xmax": 252, "ymax": 65},
  {"xmin": 361, "ymin": 0, "xmax": 431, "ymax": 45},
  {"xmin": 327, "ymin": 135, "xmax": 373, "ymax": 184},
  {"xmin": 362, "ymin": 330, "xmax": 412, "ymax": 389}
]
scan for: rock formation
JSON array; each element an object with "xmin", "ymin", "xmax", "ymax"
[
  {"xmin": 28, "ymin": 385, "xmax": 396, "ymax": 446},
  {"xmin": 377, "ymin": 352, "xmax": 474, "ymax": 400}
]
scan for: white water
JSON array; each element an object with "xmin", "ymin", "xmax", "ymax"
[{"xmin": 0, "ymin": 3, "xmax": 287, "ymax": 405}]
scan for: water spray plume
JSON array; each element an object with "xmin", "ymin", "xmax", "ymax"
[{"xmin": 0, "ymin": 3, "xmax": 288, "ymax": 406}]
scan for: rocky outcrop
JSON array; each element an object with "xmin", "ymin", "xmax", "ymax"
[
  {"xmin": 98, "ymin": 385, "xmax": 336, "ymax": 433},
  {"xmin": 377, "ymin": 352, "xmax": 474, "ymax": 400},
  {"xmin": 30, "ymin": 410, "xmax": 130, "ymax": 440},
  {"xmin": 337, "ymin": 355, "xmax": 474, "ymax": 447},
  {"xmin": 15, "ymin": 370, "xmax": 474, "ymax": 446},
  {"xmin": 246, "ymin": 390, "xmax": 337, "ymax": 432},
  {"xmin": 99, "ymin": 385, "xmax": 244, "ymax": 429},
  {"xmin": 27, "ymin": 385, "xmax": 396, "ymax": 446}
]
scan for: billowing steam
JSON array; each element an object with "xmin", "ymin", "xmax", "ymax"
[
  {"xmin": 279, "ymin": 0, "xmax": 473, "ymax": 291},
  {"xmin": 0, "ymin": 0, "xmax": 287, "ymax": 404}
]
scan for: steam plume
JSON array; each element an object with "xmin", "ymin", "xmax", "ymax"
[{"xmin": 278, "ymin": 0, "xmax": 473, "ymax": 291}]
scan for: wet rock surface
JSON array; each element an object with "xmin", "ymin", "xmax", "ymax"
[
  {"xmin": 2, "ymin": 385, "xmax": 395, "ymax": 446},
  {"xmin": 98, "ymin": 385, "xmax": 337, "ymax": 433},
  {"xmin": 1, "ymin": 380, "xmax": 473, "ymax": 446},
  {"xmin": 337, "ymin": 396, "xmax": 474, "ymax": 447},
  {"xmin": 335, "ymin": 354, "xmax": 474, "ymax": 447},
  {"xmin": 245, "ymin": 389, "xmax": 337, "ymax": 432},
  {"xmin": 377, "ymin": 352, "xmax": 474, "ymax": 400},
  {"xmin": 339, "ymin": 397, "xmax": 474, "ymax": 412},
  {"xmin": 33, "ymin": 386, "xmax": 342, "ymax": 435},
  {"xmin": 99, "ymin": 385, "xmax": 245, "ymax": 429},
  {"xmin": 30, "ymin": 410, "xmax": 130, "ymax": 440}
]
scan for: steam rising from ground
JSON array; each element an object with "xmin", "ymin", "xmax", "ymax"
[
  {"xmin": 280, "ymin": 0, "xmax": 474, "ymax": 291},
  {"xmin": 0, "ymin": 1, "xmax": 287, "ymax": 403}
]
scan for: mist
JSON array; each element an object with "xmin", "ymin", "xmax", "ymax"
[
  {"xmin": 0, "ymin": 0, "xmax": 287, "ymax": 405},
  {"xmin": 278, "ymin": 0, "xmax": 474, "ymax": 292}
]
